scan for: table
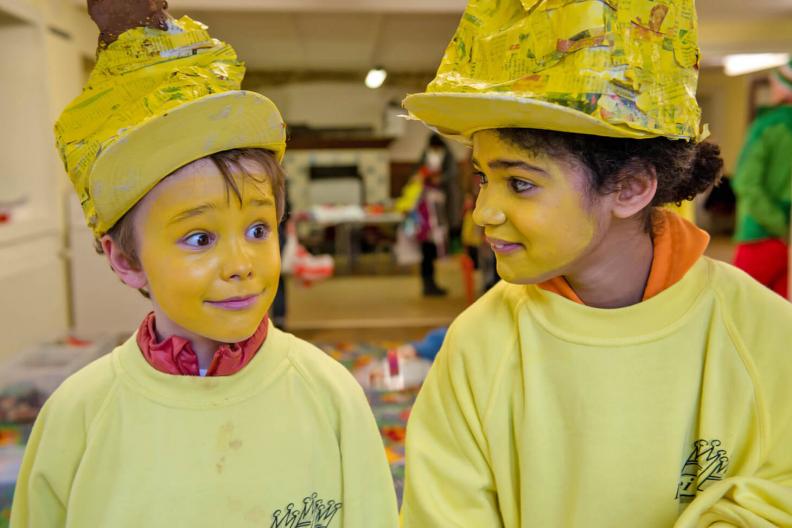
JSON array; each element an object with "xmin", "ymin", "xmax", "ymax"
[{"xmin": 298, "ymin": 206, "xmax": 404, "ymax": 273}]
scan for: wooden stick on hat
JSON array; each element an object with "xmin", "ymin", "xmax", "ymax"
[{"xmin": 88, "ymin": 0, "xmax": 172, "ymax": 47}]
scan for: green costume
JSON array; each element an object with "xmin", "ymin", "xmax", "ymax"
[{"xmin": 732, "ymin": 104, "xmax": 792, "ymax": 242}]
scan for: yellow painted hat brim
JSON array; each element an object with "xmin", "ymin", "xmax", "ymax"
[
  {"xmin": 403, "ymin": 92, "xmax": 661, "ymax": 144},
  {"xmin": 90, "ymin": 90, "xmax": 286, "ymax": 234}
]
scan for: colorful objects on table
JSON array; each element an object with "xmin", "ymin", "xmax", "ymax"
[{"xmin": 387, "ymin": 349, "xmax": 400, "ymax": 377}]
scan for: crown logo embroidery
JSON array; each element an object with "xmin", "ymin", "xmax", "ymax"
[
  {"xmin": 676, "ymin": 439, "xmax": 729, "ymax": 503},
  {"xmin": 271, "ymin": 493, "xmax": 342, "ymax": 528}
]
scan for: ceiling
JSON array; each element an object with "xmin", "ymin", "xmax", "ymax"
[
  {"xmin": 79, "ymin": 0, "xmax": 792, "ymax": 76},
  {"xmin": 176, "ymin": 10, "xmax": 460, "ymax": 73}
]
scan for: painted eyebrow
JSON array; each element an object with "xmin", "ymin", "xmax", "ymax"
[
  {"xmin": 168, "ymin": 203, "xmax": 217, "ymax": 225},
  {"xmin": 486, "ymin": 159, "xmax": 549, "ymax": 175},
  {"xmin": 247, "ymin": 197, "xmax": 275, "ymax": 208},
  {"xmin": 168, "ymin": 197, "xmax": 275, "ymax": 225}
]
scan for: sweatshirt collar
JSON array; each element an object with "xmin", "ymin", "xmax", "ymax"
[{"xmin": 524, "ymin": 258, "xmax": 712, "ymax": 344}]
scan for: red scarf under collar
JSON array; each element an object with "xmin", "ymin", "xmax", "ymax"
[{"xmin": 136, "ymin": 313, "xmax": 269, "ymax": 377}]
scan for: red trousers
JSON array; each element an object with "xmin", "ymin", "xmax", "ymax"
[{"xmin": 733, "ymin": 239, "xmax": 789, "ymax": 298}]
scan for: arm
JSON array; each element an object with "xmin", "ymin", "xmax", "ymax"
[
  {"xmin": 338, "ymin": 384, "xmax": 399, "ymax": 527},
  {"xmin": 394, "ymin": 177, "xmax": 424, "ymax": 214},
  {"xmin": 731, "ymin": 125, "xmax": 790, "ymax": 239},
  {"xmin": 672, "ymin": 439, "xmax": 792, "ymax": 527},
  {"xmin": 401, "ymin": 331, "xmax": 503, "ymax": 527},
  {"xmin": 411, "ymin": 327, "xmax": 448, "ymax": 361},
  {"xmin": 10, "ymin": 395, "xmax": 87, "ymax": 527},
  {"xmin": 674, "ymin": 295, "xmax": 792, "ymax": 527}
]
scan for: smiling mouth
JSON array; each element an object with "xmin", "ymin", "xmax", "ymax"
[
  {"xmin": 205, "ymin": 294, "xmax": 261, "ymax": 311},
  {"xmin": 486, "ymin": 237, "xmax": 524, "ymax": 255}
]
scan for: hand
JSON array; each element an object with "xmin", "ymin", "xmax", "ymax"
[
  {"xmin": 88, "ymin": 0, "xmax": 171, "ymax": 47},
  {"xmin": 395, "ymin": 344, "xmax": 418, "ymax": 360}
]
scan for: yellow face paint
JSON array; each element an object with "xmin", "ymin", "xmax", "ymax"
[
  {"xmin": 472, "ymin": 130, "xmax": 598, "ymax": 284},
  {"xmin": 134, "ymin": 158, "xmax": 280, "ymax": 344}
]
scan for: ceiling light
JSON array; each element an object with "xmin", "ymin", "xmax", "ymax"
[
  {"xmin": 365, "ymin": 67, "xmax": 387, "ymax": 89},
  {"xmin": 723, "ymin": 53, "xmax": 790, "ymax": 77}
]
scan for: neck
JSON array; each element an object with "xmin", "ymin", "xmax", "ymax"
[
  {"xmin": 564, "ymin": 217, "xmax": 654, "ymax": 309},
  {"xmin": 151, "ymin": 309, "xmax": 219, "ymax": 370}
]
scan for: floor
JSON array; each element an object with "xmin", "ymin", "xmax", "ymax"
[{"xmin": 287, "ymin": 255, "xmax": 476, "ymax": 342}]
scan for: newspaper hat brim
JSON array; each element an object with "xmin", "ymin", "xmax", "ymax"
[
  {"xmin": 90, "ymin": 90, "xmax": 286, "ymax": 235},
  {"xmin": 404, "ymin": 92, "xmax": 662, "ymax": 143}
]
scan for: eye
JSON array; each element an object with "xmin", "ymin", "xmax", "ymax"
[
  {"xmin": 183, "ymin": 232, "xmax": 214, "ymax": 248},
  {"xmin": 474, "ymin": 171, "xmax": 488, "ymax": 186},
  {"xmin": 246, "ymin": 223, "xmax": 270, "ymax": 240},
  {"xmin": 509, "ymin": 177, "xmax": 535, "ymax": 194}
]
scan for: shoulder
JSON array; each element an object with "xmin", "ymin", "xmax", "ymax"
[
  {"xmin": 39, "ymin": 352, "xmax": 119, "ymax": 431},
  {"xmin": 437, "ymin": 281, "xmax": 525, "ymax": 400},
  {"xmin": 706, "ymin": 257, "xmax": 792, "ymax": 377},
  {"xmin": 452, "ymin": 280, "xmax": 525, "ymax": 332},
  {"xmin": 707, "ymin": 258, "xmax": 792, "ymax": 333},
  {"xmin": 705, "ymin": 259, "xmax": 792, "ymax": 451},
  {"xmin": 445, "ymin": 280, "xmax": 525, "ymax": 357},
  {"xmin": 276, "ymin": 329, "xmax": 369, "ymax": 408}
]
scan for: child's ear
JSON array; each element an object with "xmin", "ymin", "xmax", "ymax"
[
  {"xmin": 611, "ymin": 164, "xmax": 658, "ymax": 219},
  {"xmin": 100, "ymin": 235, "xmax": 148, "ymax": 290}
]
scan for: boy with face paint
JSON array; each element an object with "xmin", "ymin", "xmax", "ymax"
[
  {"xmin": 400, "ymin": 1, "xmax": 792, "ymax": 527},
  {"xmin": 10, "ymin": 2, "xmax": 398, "ymax": 527}
]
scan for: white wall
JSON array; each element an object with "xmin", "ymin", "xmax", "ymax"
[
  {"xmin": 68, "ymin": 196, "xmax": 150, "ymax": 338},
  {"xmin": 0, "ymin": 0, "xmax": 94, "ymax": 360}
]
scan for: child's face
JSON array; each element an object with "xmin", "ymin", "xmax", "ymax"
[
  {"xmin": 132, "ymin": 158, "xmax": 280, "ymax": 343},
  {"xmin": 471, "ymin": 130, "xmax": 609, "ymax": 284}
]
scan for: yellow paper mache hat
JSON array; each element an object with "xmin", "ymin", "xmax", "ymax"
[
  {"xmin": 403, "ymin": 0, "xmax": 708, "ymax": 143},
  {"xmin": 56, "ymin": 16, "xmax": 287, "ymax": 236}
]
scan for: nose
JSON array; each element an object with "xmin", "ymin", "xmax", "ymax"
[
  {"xmin": 222, "ymin": 238, "xmax": 254, "ymax": 281},
  {"xmin": 472, "ymin": 190, "xmax": 506, "ymax": 227}
]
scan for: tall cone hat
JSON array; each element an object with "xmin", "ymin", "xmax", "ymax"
[
  {"xmin": 56, "ymin": 16, "xmax": 286, "ymax": 237},
  {"xmin": 403, "ymin": 0, "xmax": 708, "ymax": 143}
]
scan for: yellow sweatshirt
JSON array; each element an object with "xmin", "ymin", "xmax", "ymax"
[
  {"xmin": 11, "ymin": 324, "xmax": 398, "ymax": 527},
  {"xmin": 401, "ymin": 257, "xmax": 792, "ymax": 527}
]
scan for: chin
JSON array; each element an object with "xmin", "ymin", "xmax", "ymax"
[
  {"xmin": 496, "ymin": 264, "xmax": 564, "ymax": 286},
  {"xmin": 202, "ymin": 318, "xmax": 267, "ymax": 344}
]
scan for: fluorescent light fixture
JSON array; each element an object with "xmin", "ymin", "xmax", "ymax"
[
  {"xmin": 365, "ymin": 67, "xmax": 387, "ymax": 89},
  {"xmin": 723, "ymin": 53, "xmax": 790, "ymax": 77}
]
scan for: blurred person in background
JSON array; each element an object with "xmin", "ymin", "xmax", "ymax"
[
  {"xmin": 732, "ymin": 62, "xmax": 792, "ymax": 298},
  {"xmin": 423, "ymin": 134, "xmax": 463, "ymax": 243},
  {"xmin": 396, "ymin": 134, "xmax": 453, "ymax": 296}
]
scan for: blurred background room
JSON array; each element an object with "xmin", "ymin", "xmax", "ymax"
[{"xmin": 0, "ymin": 0, "xmax": 791, "ymax": 519}]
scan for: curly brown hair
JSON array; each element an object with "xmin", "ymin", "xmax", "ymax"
[{"xmin": 496, "ymin": 129, "xmax": 724, "ymax": 215}]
